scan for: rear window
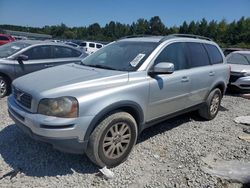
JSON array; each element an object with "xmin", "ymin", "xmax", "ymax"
[
  {"xmin": 89, "ymin": 43, "xmax": 95, "ymax": 48},
  {"xmin": 204, "ymin": 44, "xmax": 223, "ymax": 64},
  {"xmin": 187, "ymin": 42, "xmax": 210, "ymax": 68}
]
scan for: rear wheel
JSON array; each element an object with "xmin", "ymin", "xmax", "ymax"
[
  {"xmin": 0, "ymin": 76, "xmax": 9, "ymax": 98},
  {"xmin": 198, "ymin": 88, "xmax": 222, "ymax": 120},
  {"xmin": 86, "ymin": 111, "xmax": 138, "ymax": 167}
]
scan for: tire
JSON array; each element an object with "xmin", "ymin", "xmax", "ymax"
[
  {"xmin": 86, "ymin": 111, "xmax": 138, "ymax": 168},
  {"xmin": 0, "ymin": 76, "xmax": 9, "ymax": 98},
  {"xmin": 198, "ymin": 88, "xmax": 222, "ymax": 120}
]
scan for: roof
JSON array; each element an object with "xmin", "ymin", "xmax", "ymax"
[
  {"xmin": 231, "ymin": 50, "xmax": 250, "ymax": 54},
  {"xmin": 119, "ymin": 34, "xmax": 213, "ymax": 43}
]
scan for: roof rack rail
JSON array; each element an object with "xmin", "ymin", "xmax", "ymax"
[
  {"xmin": 119, "ymin": 34, "xmax": 155, "ymax": 40},
  {"xmin": 160, "ymin": 34, "xmax": 212, "ymax": 43}
]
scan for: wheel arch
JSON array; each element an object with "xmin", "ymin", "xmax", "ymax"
[
  {"xmin": 83, "ymin": 101, "xmax": 144, "ymax": 142},
  {"xmin": 0, "ymin": 72, "xmax": 12, "ymax": 84},
  {"xmin": 210, "ymin": 81, "xmax": 226, "ymax": 95}
]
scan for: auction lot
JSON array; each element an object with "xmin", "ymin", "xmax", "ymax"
[{"xmin": 0, "ymin": 95, "xmax": 250, "ymax": 187}]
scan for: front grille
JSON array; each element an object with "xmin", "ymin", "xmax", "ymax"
[
  {"xmin": 229, "ymin": 75, "xmax": 242, "ymax": 83},
  {"xmin": 13, "ymin": 87, "xmax": 32, "ymax": 109}
]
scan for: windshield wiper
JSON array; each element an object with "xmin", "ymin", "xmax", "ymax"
[{"xmin": 81, "ymin": 63, "xmax": 118, "ymax": 71}]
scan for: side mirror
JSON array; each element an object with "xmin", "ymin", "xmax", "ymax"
[
  {"xmin": 17, "ymin": 54, "xmax": 28, "ymax": 61},
  {"xmin": 149, "ymin": 62, "xmax": 175, "ymax": 75}
]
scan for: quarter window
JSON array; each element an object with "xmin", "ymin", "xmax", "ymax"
[
  {"xmin": 204, "ymin": 44, "xmax": 223, "ymax": 64},
  {"xmin": 187, "ymin": 42, "xmax": 210, "ymax": 68},
  {"xmin": 23, "ymin": 46, "xmax": 52, "ymax": 60},
  {"xmin": 154, "ymin": 42, "xmax": 188, "ymax": 70}
]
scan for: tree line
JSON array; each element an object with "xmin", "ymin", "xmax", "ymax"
[{"xmin": 0, "ymin": 16, "xmax": 250, "ymax": 48}]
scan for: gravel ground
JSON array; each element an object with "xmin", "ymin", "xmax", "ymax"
[{"xmin": 0, "ymin": 95, "xmax": 250, "ymax": 188}]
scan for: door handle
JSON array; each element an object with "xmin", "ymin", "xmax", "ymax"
[
  {"xmin": 44, "ymin": 64, "xmax": 54, "ymax": 68},
  {"xmin": 181, "ymin": 76, "xmax": 189, "ymax": 82},
  {"xmin": 209, "ymin": 71, "xmax": 215, "ymax": 76}
]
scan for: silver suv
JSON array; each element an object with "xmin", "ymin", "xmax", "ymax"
[{"xmin": 8, "ymin": 34, "xmax": 230, "ymax": 167}]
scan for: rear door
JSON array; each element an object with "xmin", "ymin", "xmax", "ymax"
[
  {"xmin": 147, "ymin": 42, "xmax": 192, "ymax": 121},
  {"xmin": 186, "ymin": 42, "xmax": 214, "ymax": 104}
]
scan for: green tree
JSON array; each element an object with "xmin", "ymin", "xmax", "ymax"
[{"xmin": 149, "ymin": 16, "xmax": 165, "ymax": 35}]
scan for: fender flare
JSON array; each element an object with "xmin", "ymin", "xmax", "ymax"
[{"xmin": 83, "ymin": 100, "xmax": 144, "ymax": 142}]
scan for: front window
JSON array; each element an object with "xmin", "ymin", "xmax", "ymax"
[
  {"xmin": 0, "ymin": 41, "xmax": 30, "ymax": 58},
  {"xmin": 80, "ymin": 41, "xmax": 158, "ymax": 71}
]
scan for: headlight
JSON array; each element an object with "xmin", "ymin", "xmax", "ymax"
[{"xmin": 38, "ymin": 97, "xmax": 78, "ymax": 118}]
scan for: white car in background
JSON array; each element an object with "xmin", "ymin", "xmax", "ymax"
[
  {"xmin": 79, "ymin": 41, "xmax": 104, "ymax": 54},
  {"xmin": 226, "ymin": 51, "xmax": 250, "ymax": 92}
]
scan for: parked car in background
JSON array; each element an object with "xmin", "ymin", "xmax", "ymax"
[
  {"xmin": 79, "ymin": 41, "xmax": 104, "ymax": 54},
  {"xmin": 64, "ymin": 41, "xmax": 85, "ymax": 52},
  {"xmin": 223, "ymin": 48, "xmax": 250, "ymax": 56},
  {"xmin": 226, "ymin": 51, "xmax": 250, "ymax": 92},
  {"xmin": 0, "ymin": 40, "xmax": 87, "ymax": 98},
  {"xmin": 0, "ymin": 34, "xmax": 15, "ymax": 46},
  {"xmin": 8, "ymin": 34, "xmax": 229, "ymax": 167}
]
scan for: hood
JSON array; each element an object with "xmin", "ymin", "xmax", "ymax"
[
  {"xmin": 13, "ymin": 63, "xmax": 129, "ymax": 98},
  {"xmin": 229, "ymin": 64, "xmax": 250, "ymax": 73}
]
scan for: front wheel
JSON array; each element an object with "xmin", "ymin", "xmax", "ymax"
[
  {"xmin": 0, "ymin": 76, "xmax": 9, "ymax": 98},
  {"xmin": 86, "ymin": 111, "xmax": 138, "ymax": 168},
  {"xmin": 198, "ymin": 88, "xmax": 222, "ymax": 120}
]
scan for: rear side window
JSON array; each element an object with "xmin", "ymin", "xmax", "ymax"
[
  {"xmin": 204, "ymin": 44, "xmax": 223, "ymax": 64},
  {"xmin": 89, "ymin": 43, "xmax": 95, "ymax": 48},
  {"xmin": 154, "ymin": 42, "xmax": 188, "ymax": 70},
  {"xmin": 52, "ymin": 46, "xmax": 82, "ymax": 58},
  {"xmin": 0, "ymin": 36, "xmax": 9, "ymax": 41},
  {"xmin": 187, "ymin": 42, "xmax": 210, "ymax": 68},
  {"xmin": 23, "ymin": 45, "xmax": 52, "ymax": 60}
]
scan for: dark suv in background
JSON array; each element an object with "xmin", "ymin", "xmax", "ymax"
[{"xmin": 0, "ymin": 40, "xmax": 87, "ymax": 97}]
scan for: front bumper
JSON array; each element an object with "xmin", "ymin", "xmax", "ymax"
[
  {"xmin": 8, "ymin": 95, "xmax": 94, "ymax": 154},
  {"xmin": 229, "ymin": 76, "xmax": 250, "ymax": 91}
]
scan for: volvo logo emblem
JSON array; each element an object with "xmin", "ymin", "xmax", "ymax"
[{"xmin": 16, "ymin": 91, "xmax": 24, "ymax": 101}]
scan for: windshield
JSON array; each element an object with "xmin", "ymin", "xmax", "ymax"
[
  {"xmin": 0, "ymin": 41, "xmax": 31, "ymax": 58},
  {"xmin": 80, "ymin": 41, "xmax": 158, "ymax": 71},
  {"xmin": 226, "ymin": 53, "xmax": 250, "ymax": 65}
]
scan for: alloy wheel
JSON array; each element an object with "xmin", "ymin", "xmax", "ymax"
[
  {"xmin": 0, "ymin": 79, "xmax": 7, "ymax": 97},
  {"xmin": 210, "ymin": 94, "xmax": 220, "ymax": 115},
  {"xmin": 102, "ymin": 122, "xmax": 131, "ymax": 159}
]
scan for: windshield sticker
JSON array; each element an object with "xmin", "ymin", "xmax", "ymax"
[
  {"xmin": 11, "ymin": 46, "xmax": 21, "ymax": 50},
  {"xmin": 130, "ymin": 53, "xmax": 146, "ymax": 67}
]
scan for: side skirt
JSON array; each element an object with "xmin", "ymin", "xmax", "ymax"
[{"xmin": 140, "ymin": 103, "xmax": 205, "ymax": 133}]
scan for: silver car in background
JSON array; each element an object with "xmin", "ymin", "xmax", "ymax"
[
  {"xmin": 8, "ymin": 34, "xmax": 230, "ymax": 167},
  {"xmin": 226, "ymin": 51, "xmax": 250, "ymax": 92},
  {"xmin": 0, "ymin": 40, "xmax": 87, "ymax": 97}
]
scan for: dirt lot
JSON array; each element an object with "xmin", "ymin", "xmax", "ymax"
[{"xmin": 0, "ymin": 95, "xmax": 250, "ymax": 187}]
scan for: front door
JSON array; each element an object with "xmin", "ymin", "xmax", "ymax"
[{"xmin": 147, "ymin": 42, "xmax": 192, "ymax": 121}]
